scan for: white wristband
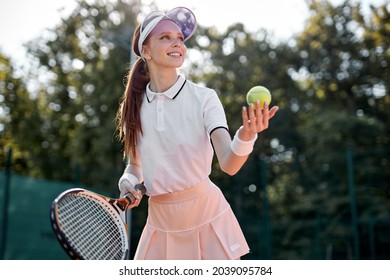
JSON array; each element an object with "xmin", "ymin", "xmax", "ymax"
[
  {"xmin": 118, "ymin": 173, "xmax": 139, "ymax": 192},
  {"xmin": 230, "ymin": 127, "xmax": 258, "ymax": 156}
]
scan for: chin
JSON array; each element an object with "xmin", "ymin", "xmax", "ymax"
[{"xmin": 169, "ymin": 60, "xmax": 185, "ymax": 68}]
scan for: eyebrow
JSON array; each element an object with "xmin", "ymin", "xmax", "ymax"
[{"xmin": 157, "ymin": 30, "xmax": 184, "ymax": 37}]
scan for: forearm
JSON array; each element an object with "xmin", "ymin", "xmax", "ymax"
[
  {"xmin": 123, "ymin": 162, "xmax": 143, "ymax": 183},
  {"xmin": 118, "ymin": 153, "xmax": 144, "ymax": 198},
  {"xmin": 220, "ymin": 149, "xmax": 250, "ymax": 176},
  {"xmin": 214, "ymin": 102, "xmax": 278, "ymax": 175},
  {"xmin": 211, "ymin": 128, "xmax": 254, "ymax": 176}
]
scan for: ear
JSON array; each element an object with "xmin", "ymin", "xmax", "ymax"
[{"xmin": 142, "ymin": 46, "xmax": 152, "ymax": 60}]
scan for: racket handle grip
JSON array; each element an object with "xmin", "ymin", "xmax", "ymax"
[
  {"xmin": 135, "ymin": 183, "xmax": 147, "ymax": 195},
  {"xmin": 124, "ymin": 183, "xmax": 146, "ymax": 206}
]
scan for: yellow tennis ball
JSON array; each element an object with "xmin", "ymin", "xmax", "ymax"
[{"xmin": 246, "ymin": 86, "xmax": 272, "ymax": 109}]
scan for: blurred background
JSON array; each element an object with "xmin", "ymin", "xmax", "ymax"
[{"xmin": 0, "ymin": 0, "xmax": 389, "ymax": 260}]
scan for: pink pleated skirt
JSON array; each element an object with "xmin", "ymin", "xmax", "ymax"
[{"xmin": 133, "ymin": 179, "xmax": 250, "ymax": 260}]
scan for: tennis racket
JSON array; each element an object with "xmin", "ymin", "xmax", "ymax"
[{"xmin": 50, "ymin": 183, "xmax": 146, "ymax": 260}]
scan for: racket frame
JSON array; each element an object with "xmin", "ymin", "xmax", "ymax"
[{"xmin": 50, "ymin": 187, "xmax": 138, "ymax": 260}]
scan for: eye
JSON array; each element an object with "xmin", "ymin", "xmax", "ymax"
[{"xmin": 159, "ymin": 34, "xmax": 185, "ymax": 42}]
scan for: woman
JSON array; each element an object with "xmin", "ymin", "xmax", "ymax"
[{"xmin": 116, "ymin": 7, "xmax": 278, "ymax": 260}]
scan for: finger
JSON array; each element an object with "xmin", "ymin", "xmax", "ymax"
[
  {"xmin": 248, "ymin": 103, "xmax": 257, "ymax": 130},
  {"xmin": 133, "ymin": 189, "xmax": 143, "ymax": 201},
  {"xmin": 125, "ymin": 191, "xmax": 142, "ymax": 207},
  {"xmin": 255, "ymin": 99, "xmax": 262, "ymax": 113},
  {"xmin": 127, "ymin": 198, "xmax": 140, "ymax": 209},
  {"xmin": 268, "ymin": 106, "xmax": 279, "ymax": 119},
  {"xmin": 252, "ymin": 100, "xmax": 264, "ymax": 131},
  {"xmin": 242, "ymin": 106, "xmax": 250, "ymax": 130},
  {"xmin": 262, "ymin": 102, "xmax": 270, "ymax": 129}
]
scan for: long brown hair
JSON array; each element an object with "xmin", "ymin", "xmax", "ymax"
[{"xmin": 116, "ymin": 24, "xmax": 150, "ymax": 159}]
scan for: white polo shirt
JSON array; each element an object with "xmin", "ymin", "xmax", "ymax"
[{"xmin": 137, "ymin": 75, "xmax": 228, "ymax": 196}]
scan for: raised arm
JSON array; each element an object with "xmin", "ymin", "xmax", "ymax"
[{"xmin": 211, "ymin": 101, "xmax": 278, "ymax": 175}]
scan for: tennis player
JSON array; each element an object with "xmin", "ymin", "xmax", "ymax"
[{"xmin": 116, "ymin": 7, "xmax": 279, "ymax": 260}]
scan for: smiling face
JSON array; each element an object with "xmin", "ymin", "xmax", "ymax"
[{"xmin": 142, "ymin": 19, "xmax": 187, "ymax": 70}]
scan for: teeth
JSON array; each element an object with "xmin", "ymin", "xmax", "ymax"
[{"xmin": 168, "ymin": 52, "xmax": 181, "ymax": 56}]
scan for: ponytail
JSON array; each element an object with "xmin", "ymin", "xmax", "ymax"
[{"xmin": 116, "ymin": 25, "xmax": 150, "ymax": 159}]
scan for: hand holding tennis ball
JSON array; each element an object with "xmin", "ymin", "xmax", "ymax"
[
  {"xmin": 240, "ymin": 85, "xmax": 278, "ymax": 141},
  {"xmin": 246, "ymin": 86, "xmax": 272, "ymax": 109}
]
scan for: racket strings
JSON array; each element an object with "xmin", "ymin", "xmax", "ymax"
[{"xmin": 57, "ymin": 194, "xmax": 127, "ymax": 259}]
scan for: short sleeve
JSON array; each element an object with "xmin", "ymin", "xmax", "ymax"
[{"xmin": 203, "ymin": 90, "xmax": 228, "ymax": 135}]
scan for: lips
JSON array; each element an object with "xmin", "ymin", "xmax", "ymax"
[{"xmin": 167, "ymin": 52, "xmax": 182, "ymax": 57}]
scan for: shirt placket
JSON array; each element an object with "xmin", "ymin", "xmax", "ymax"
[{"xmin": 156, "ymin": 94, "xmax": 165, "ymax": 132}]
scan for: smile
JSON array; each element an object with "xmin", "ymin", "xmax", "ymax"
[{"xmin": 167, "ymin": 52, "xmax": 181, "ymax": 57}]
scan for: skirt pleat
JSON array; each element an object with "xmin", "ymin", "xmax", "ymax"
[{"xmin": 134, "ymin": 179, "xmax": 250, "ymax": 260}]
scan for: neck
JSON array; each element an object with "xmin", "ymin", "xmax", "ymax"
[{"xmin": 148, "ymin": 68, "xmax": 179, "ymax": 93}]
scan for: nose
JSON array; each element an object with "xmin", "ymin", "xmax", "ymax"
[{"xmin": 171, "ymin": 38, "xmax": 181, "ymax": 47}]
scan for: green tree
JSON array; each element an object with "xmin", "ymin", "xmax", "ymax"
[
  {"xmin": 284, "ymin": 0, "xmax": 390, "ymax": 259},
  {"xmin": 358, "ymin": 2, "xmax": 390, "ymax": 136},
  {"xmin": 24, "ymin": 0, "xmax": 145, "ymax": 191},
  {"xmin": 0, "ymin": 53, "xmax": 46, "ymax": 175}
]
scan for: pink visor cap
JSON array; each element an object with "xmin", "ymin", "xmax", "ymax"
[{"xmin": 138, "ymin": 7, "xmax": 197, "ymax": 57}]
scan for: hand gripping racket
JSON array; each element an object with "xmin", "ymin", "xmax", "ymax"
[{"xmin": 50, "ymin": 184, "xmax": 146, "ymax": 260}]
